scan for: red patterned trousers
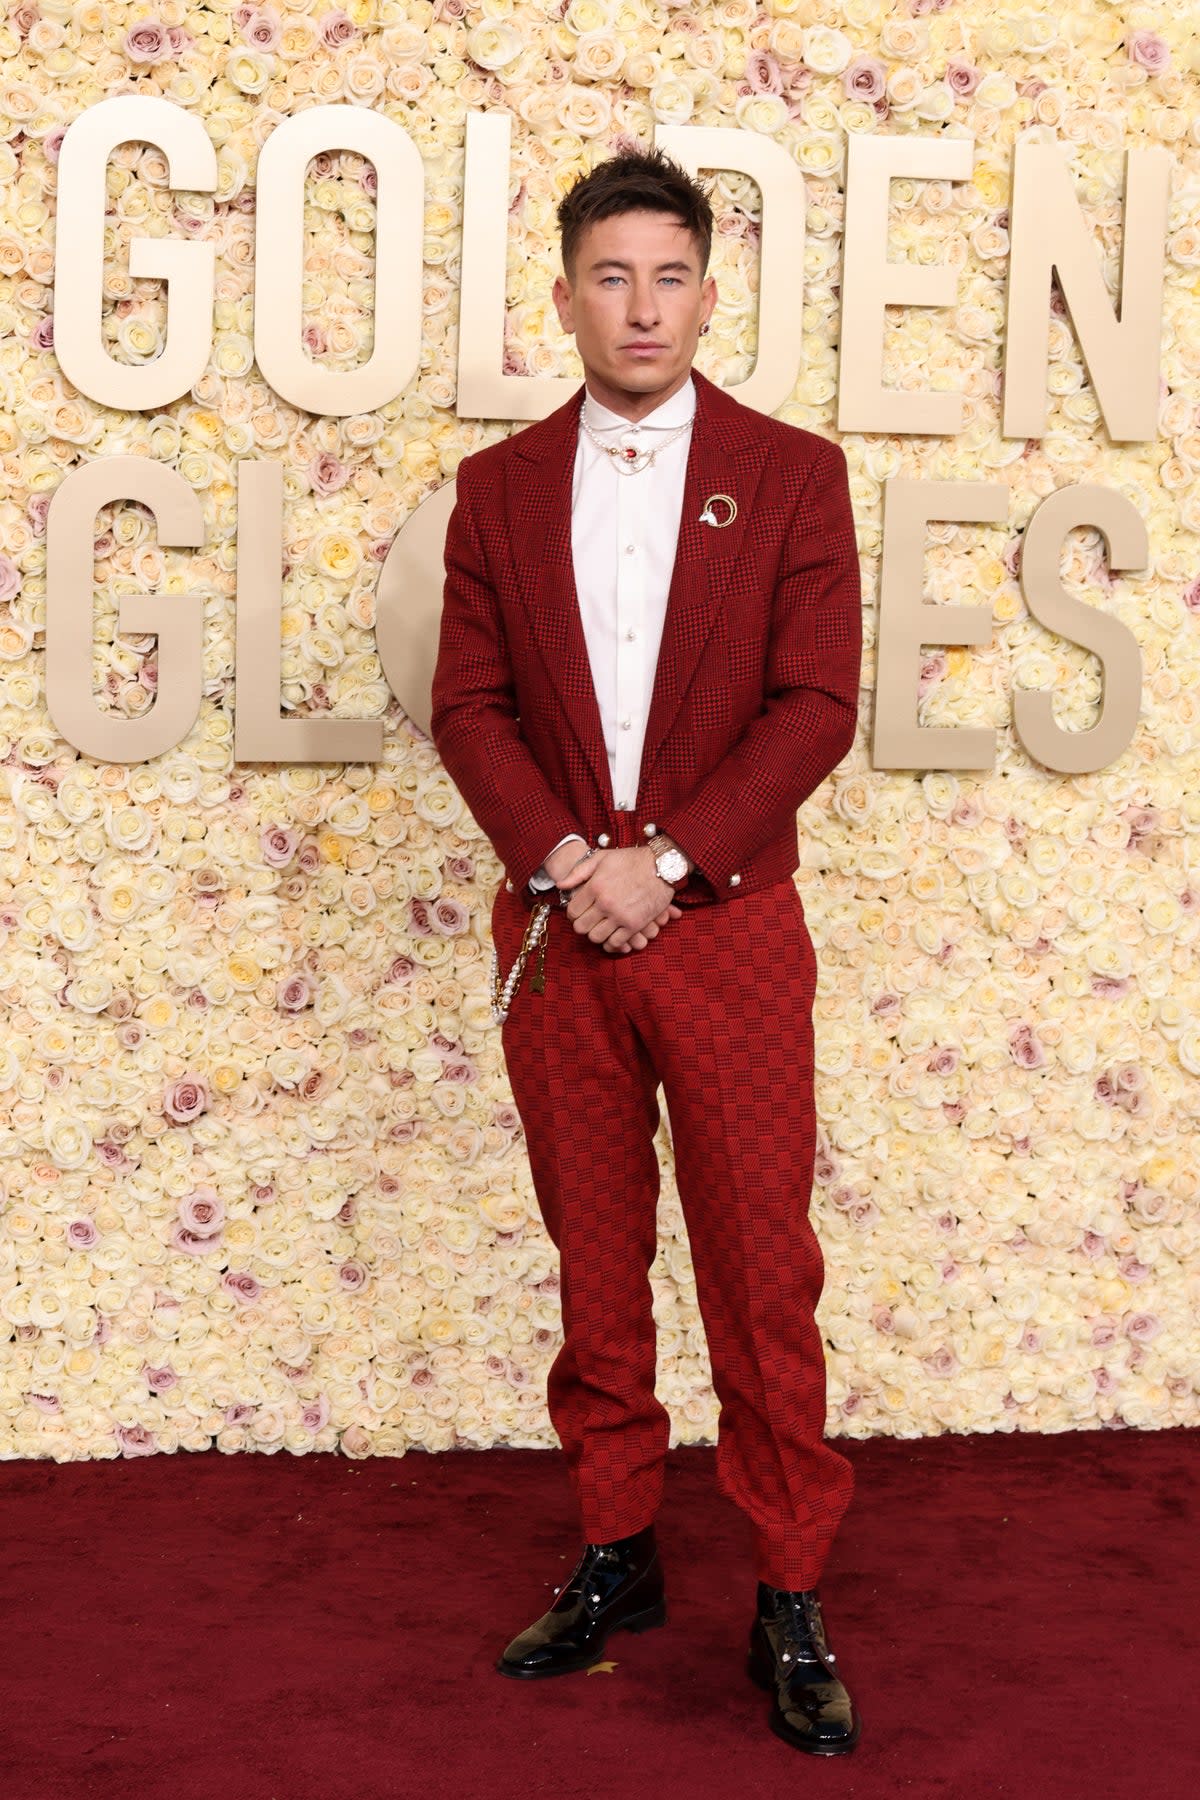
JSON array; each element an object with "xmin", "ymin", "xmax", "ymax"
[{"xmin": 491, "ymin": 835, "xmax": 855, "ymax": 1591}]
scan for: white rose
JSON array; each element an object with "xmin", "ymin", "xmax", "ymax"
[{"xmin": 802, "ymin": 26, "xmax": 852, "ymax": 75}]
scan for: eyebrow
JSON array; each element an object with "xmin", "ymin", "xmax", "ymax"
[{"xmin": 587, "ymin": 259, "xmax": 694, "ymax": 274}]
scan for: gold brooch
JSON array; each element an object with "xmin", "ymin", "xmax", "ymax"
[{"xmin": 699, "ymin": 494, "xmax": 737, "ymax": 527}]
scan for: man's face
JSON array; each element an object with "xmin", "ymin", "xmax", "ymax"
[{"xmin": 552, "ymin": 208, "xmax": 717, "ymax": 412}]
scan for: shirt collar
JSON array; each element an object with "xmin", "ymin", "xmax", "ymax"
[{"xmin": 581, "ymin": 372, "xmax": 696, "ymax": 434}]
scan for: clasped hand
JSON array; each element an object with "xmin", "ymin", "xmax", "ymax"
[{"xmin": 550, "ymin": 845, "xmax": 682, "ymax": 954}]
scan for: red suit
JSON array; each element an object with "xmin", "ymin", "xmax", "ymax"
[{"xmin": 431, "ymin": 366, "xmax": 862, "ymax": 1589}]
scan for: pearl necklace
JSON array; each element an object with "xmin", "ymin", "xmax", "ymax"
[{"xmin": 580, "ymin": 408, "xmax": 693, "ymax": 474}]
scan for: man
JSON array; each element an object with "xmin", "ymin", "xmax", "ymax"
[{"xmin": 431, "ymin": 146, "xmax": 863, "ymax": 1756}]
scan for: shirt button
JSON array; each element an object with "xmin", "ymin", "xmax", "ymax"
[
  {"xmin": 620, "ymin": 717, "xmax": 632, "ymax": 730},
  {"xmin": 624, "ymin": 543, "xmax": 635, "ymax": 554},
  {"xmin": 625, "ymin": 627, "xmax": 637, "ymax": 640}
]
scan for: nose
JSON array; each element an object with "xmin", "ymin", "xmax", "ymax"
[{"xmin": 626, "ymin": 280, "xmax": 661, "ymax": 328}]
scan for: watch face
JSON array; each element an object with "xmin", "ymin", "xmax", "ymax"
[{"xmin": 658, "ymin": 850, "xmax": 687, "ymax": 882}]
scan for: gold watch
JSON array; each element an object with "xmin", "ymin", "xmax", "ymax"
[{"xmin": 647, "ymin": 833, "xmax": 689, "ymax": 886}]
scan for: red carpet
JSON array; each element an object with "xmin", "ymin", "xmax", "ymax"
[{"xmin": 2, "ymin": 1427, "xmax": 1195, "ymax": 1799}]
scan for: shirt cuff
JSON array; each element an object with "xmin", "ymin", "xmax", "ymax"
[{"xmin": 528, "ymin": 833, "xmax": 588, "ymax": 890}]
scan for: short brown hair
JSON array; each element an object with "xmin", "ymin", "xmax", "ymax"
[{"xmin": 556, "ymin": 145, "xmax": 715, "ymax": 285}]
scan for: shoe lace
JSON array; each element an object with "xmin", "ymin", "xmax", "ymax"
[
  {"xmin": 553, "ymin": 1541, "xmax": 622, "ymax": 1608},
  {"xmin": 774, "ymin": 1591, "xmax": 838, "ymax": 1668}
]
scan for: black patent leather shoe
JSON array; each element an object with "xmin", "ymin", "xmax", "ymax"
[
  {"xmin": 496, "ymin": 1522, "xmax": 666, "ymax": 1678},
  {"xmin": 747, "ymin": 1582, "xmax": 861, "ymax": 1754}
]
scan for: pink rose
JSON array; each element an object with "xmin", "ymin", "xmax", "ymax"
[
  {"xmin": 163, "ymin": 1076, "xmax": 209, "ymax": 1123},
  {"xmin": 115, "ymin": 1424, "xmax": 157, "ymax": 1456},
  {"xmin": 260, "ymin": 824, "xmax": 301, "ymax": 867},
  {"xmin": 842, "ymin": 56, "xmax": 886, "ymax": 104},
  {"xmin": 433, "ymin": 897, "xmax": 469, "ymax": 936},
  {"xmin": 319, "ymin": 9, "xmax": 357, "ymax": 48},
  {"xmin": 67, "ymin": 1219, "xmax": 99, "ymax": 1248},
  {"xmin": 277, "ymin": 973, "xmax": 312, "ymax": 1011},
  {"xmin": 1009, "ymin": 1024, "xmax": 1046, "ymax": 1069},
  {"xmin": 179, "ymin": 1185, "xmax": 225, "ymax": 1237},
  {"xmin": 1128, "ymin": 30, "xmax": 1169, "ymax": 74},
  {"xmin": 242, "ymin": 8, "xmax": 281, "ymax": 51},
  {"xmin": 124, "ymin": 21, "xmax": 171, "ymax": 63},
  {"xmin": 309, "ymin": 452, "xmax": 349, "ymax": 496},
  {"xmin": 946, "ymin": 60, "xmax": 981, "ymax": 97},
  {"xmin": 222, "ymin": 1271, "xmax": 262, "ymax": 1304},
  {"xmin": 746, "ymin": 50, "xmax": 783, "ymax": 95},
  {"xmin": 0, "ymin": 552, "xmax": 22, "ymax": 602},
  {"xmin": 918, "ymin": 650, "xmax": 947, "ymax": 696}
]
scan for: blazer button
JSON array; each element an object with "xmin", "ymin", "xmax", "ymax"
[
  {"xmin": 505, "ymin": 879, "xmax": 514, "ymax": 892},
  {"xmin": 728, "ymin": 872, "xmax": 741, "ymax": 885},
  {"xmin": 643, "ymin": 822, "xmax": 656, "ymax": 836},
  {"xmin": 597, "ymin": 833, "xmax": 610, "ymax": 847}
]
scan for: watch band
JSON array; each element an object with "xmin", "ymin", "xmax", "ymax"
[{"xmin": 647, "ymin": 834, "xmax": 689, "ymax": 885}]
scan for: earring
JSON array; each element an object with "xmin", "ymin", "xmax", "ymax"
[{"xmin": 700, "ymin": 322, "xmax": 710, "ymax": 336}]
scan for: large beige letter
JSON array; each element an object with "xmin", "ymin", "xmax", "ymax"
[
  {"xmin": 46, "ymin": 459, "xmax": 204, "ymax": 761},
  {"xmin": 873, "ymin": 478, "xmax": 1008, "ymax": 770},
  {"xmin": 1003, "ymin": 144, "xmax": 1171, "ymax": 442},
  {"xmin": 234, "ymin": 459, "xmax": 383, "ymax": 763},
  {"xmin": 54, "ymin": 97, "xmax": 216, "ymax": 411},
  {"xmin": 254, "ymin": 106, "xmax": 422, "ymax": 415},
  {"xmin": 655, "ymin": 125, "xmax": 807, "ymax": 416},
  {"xmin": 838, "ymin": 135, "xmax": 975, "ymax": 436},
  {"xmin": 1014, "ymin": 485, "xmax": 1146, "ymax": 773},
  {"xmin": 457, "ymin": 109, "xmax": 586, "ymax": 422},
  {"xmin": 375, "ymin": 480, "xmax": 458, "ymax": 740}
]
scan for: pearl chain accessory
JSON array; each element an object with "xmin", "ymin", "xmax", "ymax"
[
  {"xmin": 491, "ymin": 845, "xmax": 598, "ymax": 1022},
  {"xmin": 580, "ymin": 409, "xmax": 693, "ymax": 474}
]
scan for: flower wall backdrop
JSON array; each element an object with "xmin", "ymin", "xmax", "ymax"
[{"xmin": 1, "ymin": 0, "xmax": 1198, "ymax": 1463}]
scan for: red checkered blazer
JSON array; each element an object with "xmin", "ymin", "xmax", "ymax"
[{"xmin": 431, "ymin": 365, "xmax": 862, "ymax": 907}]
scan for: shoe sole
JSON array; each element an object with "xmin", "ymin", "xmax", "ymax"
[
  {"xmin": 746, "ymin": 1646, "xmax": 862, "ymax": 1754},
  {"xmin": 495, "ymin": 1597, "xmax": 668, "ymax": 1679}
]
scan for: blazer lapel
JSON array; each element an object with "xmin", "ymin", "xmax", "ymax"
[{"xmin": 506, "ymin": 366, "xmax": 767, "ymax": 811}]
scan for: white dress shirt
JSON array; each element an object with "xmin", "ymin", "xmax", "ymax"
[{"xmin": 528, "ymin": 373, "xmax": 696, "ymax": 890}]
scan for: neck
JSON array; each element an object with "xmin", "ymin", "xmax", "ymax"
[{"xmin": 582, "ymin": 366, "xmax": 692, "ymax": 424}]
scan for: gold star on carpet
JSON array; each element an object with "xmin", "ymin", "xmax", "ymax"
[{"xmin": 587, "ymin": 1660, "xmax": 619, "ymax": 1675}]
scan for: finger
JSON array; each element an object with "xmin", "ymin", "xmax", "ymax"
[{"xmin": 555, "ymin": 852, "xmax": 605, "ymax": 890}]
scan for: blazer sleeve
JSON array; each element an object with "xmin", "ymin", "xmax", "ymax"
[
  {"xmin": 430, "ymin": 454, "xmax": 588, "ymax": 894},
  {"xmin": 658, "ymin": 436, "xmax": 861, "ymax": 895}
]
